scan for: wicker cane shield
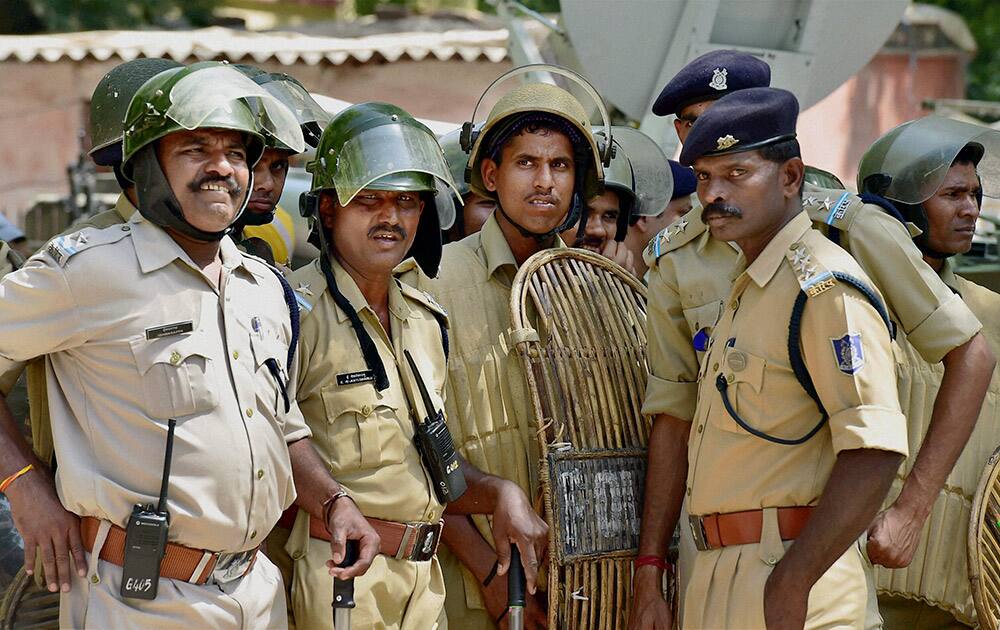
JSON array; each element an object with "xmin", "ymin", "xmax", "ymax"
[
  {"xmin": 510, "ymin": 248, "xmax": 656, "ymax": 628},
  {"xmin": 970, "ymin": 444, "xmax": 1000, "ymax": 629}
]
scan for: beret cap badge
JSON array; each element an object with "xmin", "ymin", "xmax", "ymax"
[
  {"xmin": 709, "ymin": 67, "xmax": 728, "ymax": 91},
  {"xmin": 716, "ymin": 134, "xmax": 739, "ymax": 150}
]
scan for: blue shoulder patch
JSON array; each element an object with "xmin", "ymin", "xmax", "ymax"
[{"xmin": 831, "ymin": 333, "xmax": 865, "ymax": 375}]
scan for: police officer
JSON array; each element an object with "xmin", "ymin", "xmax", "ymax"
[
  {"xmin": 631, "ymin": 52, "xmax": 994, "ymax": 627},
  {"xmin": 231, "ymin": 67, "xmax": 331, "ymax": 268},
  {"xmin": 0, "ymin": 62, "xmax": 370, "ymax": 627},
  {"xmin": 857, "ymin": 117, "xmax": 1000, "ymax": 628},
  {"xmin": 621, "ymin": 159, "xmax": 696, "ymax": 279},
  {"xmin": 558, "ymin": 126, "xmax": 673, "ymax": 276},
  {"xmin": 272, "ymin": 102, "xmax": 548, "ymax": 629},
  {"xmin": 406, "ymin": 78, "xmax": 607, "ymax": 629},
  {"xmin": 651, "ymin": 86, "xmax": 908, "ymax": 628}
]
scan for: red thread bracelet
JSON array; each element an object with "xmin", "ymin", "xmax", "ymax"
[{"xmin": 635, "ymin": 555, "xmax": 671, "ymax": 571}]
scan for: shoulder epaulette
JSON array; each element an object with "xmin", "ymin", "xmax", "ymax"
[
  {"xmin": 643, "ymin": 214, "xmax": 706, "ymax": 267},
  {"xmin": 784, "ymin": 239, "xmax": 837, "ymax": 298},
  {"xmin": 289, "ymin": 263, "xmax": 324, "ymax": 314},
  {"xmin": 43, "ymin": 225, "xmax": 130, "ymax": 267},
  {"xmin": 804, "ymin": 188, "xmax": 860, "ymax": 232},
  {"xmin": 396, "ymin": 279, "xmax": 449, "ymax": 324}
]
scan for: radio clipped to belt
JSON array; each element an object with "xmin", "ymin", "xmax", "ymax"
[
  {"xmin": 401, "ymin": 350, "xmax": 466, "ymax": 504},
  {"xmin": 120, "ymin": 418, "xmax": 176, "ymax": 600}
]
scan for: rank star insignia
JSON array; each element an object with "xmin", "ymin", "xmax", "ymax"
[
  {"xmin": 792, "ymin": 248, "xmax": 811, "ymax": 266},
  {"xmin": 709, "ymin": 67, "xmax": 728, "ymax": 90},
  {"xmin": 716, "ymin": 135, "xmax": 739, "ymax": 150},
  {"xmin": 72, "ymin": 232, "xmax": 88, "ymax": 246},
  {"xmin": 675, "ymin": 218, "xmax": 689, "ymax": 233},
  {"xmin": 822, "ymin": 197, "xmax": 832, "ymax": 211},
  {"xmin": 804, "ymin": 196, "xmax": 818, "ymax": 207},
  {"xmin": 295, "ymin": 282, "xmax": 313, "ymax": 297}
]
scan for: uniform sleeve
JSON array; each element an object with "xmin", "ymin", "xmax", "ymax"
[
  {"xmin": 280, "ymin": 347, "xmax": 311, "ymax": 443},
  {"xmin": 846, "ymin": 209, "xmax": 980, "ymax": 363},
  {"xmin": 800, "ymin": 282, "xmax": 908, "ymax": 456},
  {"xmin": 641, "ymin": 257, "xmax": 700, "ymax": 422},
  {"xmin": 0, "ymin": 254, "xmax": 87, "ymax": 372}
]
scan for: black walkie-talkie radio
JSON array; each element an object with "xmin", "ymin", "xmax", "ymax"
[
  {"xmin": 403, "ymin": 350, "xmax": 467, "ymax": 504},
  {"xmin": 120, "ymin": 418, "xmax": 176, "ymax": 600}
]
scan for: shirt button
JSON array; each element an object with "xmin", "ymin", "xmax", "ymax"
[
  {"xmin": 292, "ymin": 550, "xmax": 304, "ymax": 560},
  {"xmin": 730, "ymin": 299, "xmax": 739, "ymax": 310},
  {"xmin": 232, "ymin": 350, "xmax": 240, "ymax": 360},
  {"xmin": 246, "ymin": 408, "xmax": 254, "ymax": 417},
  {"xmin": 697, "ymin": 424, "xmax": 703, "ymax": 433},
  {"xmin": 120, "ymin": 225, "xmax": 130, "ymax": 232},
  {"xmin": 712, "ymin": 363, "xmax": 719, "ymax": 372},
  {"xmin": 250, "ymin": 530, "xmax": 257, "ymax": 540},
  {"xmin": 686, "ymin": 487, "xmax": 691, "ymax": 497},
  {"xmin": 361, "ymin": 405, "xmax": 372, "ymax": 416},
  {"xmin": 169, "ymin": 351, "xmax": 182, "ymax": 365},
  {"xmin": 257, "ymin": 469, "xmax": 265, "ymax": 480},
  {"xmin": 90, "ymin": 574, "xmax": 100, "ymax": 584},
  {"xmin": 765, "ymin": 556, "xmax": 778, "ymax": 566},
  {"xmin": 726, "ymin": 373, "xmax": 735, "ymax": 384}
]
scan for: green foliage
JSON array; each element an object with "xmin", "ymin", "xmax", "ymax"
[
  {"xmin": 923, "ymin": 0, "xmax": 1000, "ymax": 101},
  {"xmin": 15, "ymin": 0, "xmax": 215, "ymax": 33}
]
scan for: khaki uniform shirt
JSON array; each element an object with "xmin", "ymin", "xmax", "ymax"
[
  {"xmin": 0, "ymin": 213, "xmax": 309, "ymax": 551},
  {"xmin": 876, "ymin": 261, "xmax": 1000, "ymax": 624},
  {"xmin": 643, "ymin": 186, "xmax": 982, "ymax": 423},
  {"xmin": 289, "ymin": 256, "xmax": 446, "ymax": 524},
  {"xmin": 682, "ymin": 210, "xmax": 907, "ymax": 629}
]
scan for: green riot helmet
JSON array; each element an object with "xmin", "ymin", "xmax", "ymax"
[
  {"xmin": 233, "ymin": 65, "xmax": 332, "ymax": 149},
  {"xmin": 120, "ymin": 62, "xmax": 305, "ymax": 242},
  {"xmin": 301, "ymin": 101, "xmax": 462, "ymax": 277},
  {"xmin": 592, "ymin": 126, "xmax": 673, "ymax": 242},
  {"xmin": 803, "ymin": 165, "xmax": 845, "ymax": 190},
  {"xmin": 858, "ymin": 116, "xmax": 1000, "ymax": 257},
  {"xmin": 460, "ymin": 64, "xmax": 611, "ymax": 243},
  {"xmin": 89, "ymin": 58, "xmax": 183, "ymax": 193}
]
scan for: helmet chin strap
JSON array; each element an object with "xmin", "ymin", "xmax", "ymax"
[{"xmin": 131, "ymin": 146, "xmax": 251, "ymax": 242}]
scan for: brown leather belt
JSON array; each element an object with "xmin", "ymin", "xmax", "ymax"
[
  {"xmin": 277, "ymin": 506, "xmax": 442, "ymax": 562},
  {"xmin": 81, "ymin": 516, "xmax": 258, "ymax": 585},
  {"xmin": 688, "ymin": 507, "xmax": 814, "ymax": 551}
]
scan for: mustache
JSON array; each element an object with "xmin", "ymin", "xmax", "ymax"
[
  {"xmin": 701, "ymin": 202, "xmax": 743, "ymax": 222},
  {"xmin": 188, "ymin": 174, "xmax": 242, "ymax": 197},
  {"xmin": 368, "ymin": 223, "xmax": 407, "ymax": 240}
]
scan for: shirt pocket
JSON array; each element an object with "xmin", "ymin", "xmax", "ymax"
[
  {"xmin": 709, "ymin": 346, "xmax": 767, "ymax": 435},
  {"xmin": 683, "ymin": 300, "xmax": 723, "ymax": 355},
  {"xmin": 129, "ymin": 332, "xmax": 219, "ymax": 419},
  {"xmin": 320, "ymin": 384, "xmax": 406, "ymax": 473},
  {"xmin": 250, "ymin": 332, "xmax": 289, "ymax": 418}
]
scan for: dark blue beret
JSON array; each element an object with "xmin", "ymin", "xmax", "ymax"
[
  {"xmin": 679, "ymin": 87, "xmax": 799, "ymax": 166},
  {"xmin": 668, "ymin": 160, "xmax": 696, "ymax": 199},
  {"xmin": 652, "ymin": 50, "xmax": 771, "ymax": 117}
]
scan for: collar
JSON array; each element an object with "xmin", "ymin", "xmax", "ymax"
[
  {"xmin": 745, "ymin": 210, "xmax": 812, "ymax": 288},
  {"xmin": 480, "ymin": 211, "xmax": 566, "ymax": 279},
  {"xmin": 131, "ymin": 213, "xmax": 258, "ymax": 280},
  {"xmin": 325, "ymin": 256, "xmax": 411, "ymax": 324},
  {"xmin": 938, "ymin": 258, "xmax": 962, "ymax": 294},
  {"xmin": 114, "ymin": 194, "xmax": 139, "ymax": 222}
]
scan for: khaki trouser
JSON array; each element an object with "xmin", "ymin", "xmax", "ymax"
[
  {"xmin": 440, "ymin": 546, "xmax": 495, "ymax": 629},
  {"xmin": 275, "ymin": 511, "xmax": 446, "ymax": 630},
  {"xmin": 681, "ymin": 509, "xmax": 882, "ymax": 629},
  {"xmin": 62, "ymin": 521, "xmax": 286, "ymax": 629}
]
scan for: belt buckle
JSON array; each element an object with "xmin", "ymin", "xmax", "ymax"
[
  {"xmin": 210, "ymin": 549, "xmax": 256, "ymax": 585},
  {"xmin": 396, "ymin": 523, "xmax": 439, "ymax": 561},
  {"xmin": 688, "ymin": 515, "xmax": 710, "ymax": 552}
]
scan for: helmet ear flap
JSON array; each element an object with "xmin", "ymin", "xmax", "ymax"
[
  {"xmin": 860, "ymin": 173, "xmax": 892, "ymax": 197},
  {"xmin": 460, "ymin": 121, "xmax": 478, "ymax": 154},
  {"xmin": 299, "ymin": 190, "xmax": 321, "ymax": 219}
]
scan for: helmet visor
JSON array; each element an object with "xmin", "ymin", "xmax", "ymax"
[
  {"xmin": 164, "ymin": 66, "xmax": 306, "ymax": 154},
  {"xmin": 333, "ymin": 123, "xmax": 462, "ymax": 229},
  {"xmin": 258, "ymin": 74, "xmax": 332, "ymax": 139},
  {"xmin": 595, "ymin": 126, "xmax": 673, "ymax": 217},
  {"xmin": 862, "ymin": 116, "xmax": 1000, "ymax": 204}
]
